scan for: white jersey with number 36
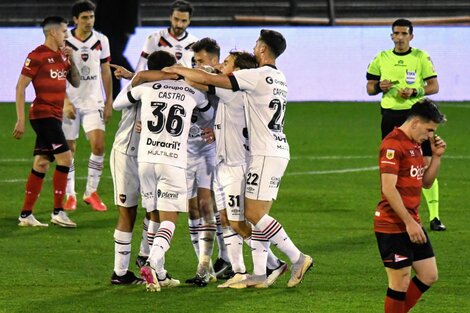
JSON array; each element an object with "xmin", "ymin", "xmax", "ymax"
[
  {"xmin": 114, "ymin": 79, "xmax": 211, "ymax": 168},
  {"xmin": 230, "ymin": 65, "xmax": 289, "ymax": 159}
]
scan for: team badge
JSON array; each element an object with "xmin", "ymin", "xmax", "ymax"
[
  {"xmin": 119, "ymin": 194, "xmax": 126, "ymax": 203},
  {"xmin": 24, "ymin": 58, "xmax": 31, "ymax": 68},
  {"xmin": 81, "ymin": 53, "xmax": 89, "ymax": 62},
  {"xmin": 175, "ymin": 52, "xmax": 182, "ymax": 60},
  {"xmin": 386, "ymin": 149, "xmax": 395, "ymax": 160}
]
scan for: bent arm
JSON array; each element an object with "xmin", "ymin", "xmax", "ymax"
[{"xmin": 165, "ymin": 66, "xmax": 232, "ymax": 89}]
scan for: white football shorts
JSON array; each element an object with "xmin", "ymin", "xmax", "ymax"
[
  {"xmin": 213, "ymin": 162, "xmax": 246, "ymax": 222},
  {"xmin": 139, "ymin": 162, "xmax": 188, "ymax": 213},
  {"xmin": 62, "ymin": 107, "xmax": 105, "ymax": 140},
  {"xmin": 245, "ymin": 156, "xmax": 289, "ymax": 201},
  {"xmin": 110, "ymin": 148, "xmax": 140, "ymax": 207},
  {"xmin": 186, "ymin": 152, "xmax": 216, "ymax": 199}
]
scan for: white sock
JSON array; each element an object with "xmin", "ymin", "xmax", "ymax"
[
  {"xmin": 250, "ymin": 227, "xmax": 270, "ymax": 276},
  {"xmin": 188, "ymin": 218, "xmax": 202, "ymax": 258},
  {"xmin": 147, "ymin": 220, "xmax": 160, "ymax": 248},
  {"xmin": 256, "ymin": 214, "xmax": 301, "ymax": 264},
  {"xmin": 149, "ymin": 221, "xmax": 175, "ymax": 278},
  {"xmin": 223, "ymin": 226, "xmax": 246, "ymax": 274},
  {"xmin": 198, "ymin": 222, "xmax": 216, "ymax": 270},
  {"xmin": 214, "ymin": 211, "xmax": 229, "ymax": 261},
  {"xmin": 245, "ymin": 236, "xmax": 279, "ymax": 270},
  {"xmin": 85, "ymin": 153, "xmax": 104, "ymax": 196},
  {"xmin": 139, "ymin": 217, "xmax": 150, "ymax": 256},
  {"xmin": 114, "ymin": 229, "xmax": 132, "ymax": 276},
  {"xmin": 66, "ymin": 158, "xmax": 75, "ymax": 197}
]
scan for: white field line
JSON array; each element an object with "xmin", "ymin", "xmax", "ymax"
[{"xmin": 1, "ymin": 155, "xmax": 468, "ymax": 183}]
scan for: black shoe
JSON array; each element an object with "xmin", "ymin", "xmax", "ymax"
[
  {"xmin": 213, "ymin": 258, "xmax": 232, "ymax": 279},
  {"xmin": 185, "ymin": 275, "xmax": 197, "ymax": 284},
  {"xmin": 220, "ymin": 268, "xmax": 235, "ymax": 280},
  {"xmin": 135, "ymin": 255, "xmax": 148, "ymax": 268},
  {"xmin": 430, "ymin": 218, "xmax": 446, "ymax": 231},
  {"xmin": 111, "ymin": 271, "xmax": 145, "ymax": 285}
]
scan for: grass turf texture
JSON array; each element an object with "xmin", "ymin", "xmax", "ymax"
[{"xmin": 0, "ymin": 102, "xmax": 469, "ymax": 313}]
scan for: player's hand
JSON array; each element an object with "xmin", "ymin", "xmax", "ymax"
[
  {"xmin": 104, "ymin": 101, "xmax": 113, "ymax": 123},
  {"xmin": 201, "ymin": 127, "xmax": 215, "ymax": 144},
  {"xmin": 406, "ymin": 220, "xmax": 427, "ymax": 244},
  {"xmin": 430, "ymin": 134, "xmax": 446, "ymax": 157},
  {"xmin": 63, "ymin": 98, "xmax": 76, "ymax": 120},
  {"xmin": 379, "ymin": 80, "xmax": 395, "ymax": 93},
  {"xmin": 110, "ymin": 64, "xmax": 134, "ymax": 80},
  {"xmin": 61, "ymin": 46, "xmax": 74, "ymax": 61},
  {"xmin": 135, "ymin": 121, "xmax": 142, "ymax": 133},
  {"xmin": 12, "ymin": 120, "xmax": 25, "ymax": 139},
  {"xmin": 398, "ymin": 87, "xmax": 414, "ymax": 99}
]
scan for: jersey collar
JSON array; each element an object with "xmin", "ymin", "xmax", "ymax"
[
  {"xmin": 392, "ymin": 47, "xmax": 412, "ymax": 56},
  {"xmin": 168, "ymin": 28, "xmax": 189, "ymax": 41},
  {"xmin": 71, "ymin": 28, "xmax": 93, "ymax": 43},
  {"xmin": 264, "ymin": 64, "xmax": 277, "ymax": 70}
]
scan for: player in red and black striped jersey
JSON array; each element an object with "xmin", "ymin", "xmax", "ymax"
[
  {"xmin": 13, "ymin": 16, "xmax": 80, "ymax": 228},
  {"xmin": 375, "ymin": 99, "xmax": 446, "ymax": 313}
]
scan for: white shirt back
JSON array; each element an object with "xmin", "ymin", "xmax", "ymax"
[
  {"xmin": 231, "ymin": 65, "xmax": 289, "ymax": 159},
  {"xmin": 128, "ymin": 79, "xmax": 209, "ymax": 168},
  {"xmin": 65, "ymin": 29, "xmax": 111, "ymax": 109},
  {"xmin": 112, "ymin": 81, "xmax": 140, "ymax": 156},
  {"xmin": 213, "ymin": 88, "xmax": 249, "ymax": 166},
  {"xmin": 136, "ymin": 29, "xmax": 197, "ymax": 71}
]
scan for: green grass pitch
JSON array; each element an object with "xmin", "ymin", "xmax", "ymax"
[{"xmin": 0, "ymin": 101, "xmax": 469, "ymax": 313}]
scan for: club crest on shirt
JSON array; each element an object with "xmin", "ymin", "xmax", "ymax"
[
  {"xmin": 81, "ymin": 53, "xmax": 89, "ymax": 62},
  {"xmin": 24, "ymin": 58, "xmax": 31, "ymax": 69},
  {"xmin": 175, "ymin": 51, "xmax": 182, "ymax": 60},
  {"xmin": 386, "ymin": 149, "xmax": 395, "ymax": 160}
]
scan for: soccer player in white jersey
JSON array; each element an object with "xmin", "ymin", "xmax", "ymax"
[
  {"xmin": 109, "ymin": 54, "xmax": 179, "ymax": 285},
  {"xmin": 114, "ymin": 51, "xmax": 214, "ymax": 292},
  {"xmin": 201, "ymin": 51, "xmax": 288, "ymax": 288},
  {"xmin": 62, "ymin": 0, "xmax": 112, "ymax": 212},
  {"xmin": 163, "ymin": 29, "xmax": 313, "ymax": 288},
  {"xmin": 185, "ymin": 38, "xmax": 231, "ymax": 286},
  {"xmin": 135, "ymin": 0, "xmax": 197, "ymax": 71}
]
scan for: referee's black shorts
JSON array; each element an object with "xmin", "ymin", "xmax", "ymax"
[
  {"xmin": 30, "ymin": 117, "xmax": 69, "ymax": 160},
  {"xmin": 381, "ymin": 108, "xmax": 432, "ymax": 156}
]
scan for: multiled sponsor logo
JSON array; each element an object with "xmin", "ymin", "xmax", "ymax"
[
  {"xmin": 269, "ymin": 176, "xmax": 281, "ymax": 188},
  {"xmin": 157, "ymin": 189, "xmax": 179, "ymax": 199},
  {"xmin": 50, "ymin": 69, "xmax": 68, "ymax": 80},
  {"xmin": 410, "ymin": 165, "xmax": 425, "ymax": 179}
]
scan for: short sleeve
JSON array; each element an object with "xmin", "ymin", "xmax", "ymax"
[
  {"xmin": 379, "ymin": 139, "xmax": 402, "ymax": 175},
  {"xmin": 366, "ymin": 53, "xmax": 381, "ymax": 80},
  {"xmin": 231, "ymin": 68, "xmax": 259, "ymax": 92},
  {"xmin": 420, "ymin": 50, "xmax": 437, "ymax": 80},
  {"xmin": 21, "ymin": 52, "xmax": 41, "ymax": 79},
  {"xmin": 100, "ymin": 34, "xmax": 111, "ymax": 63}
]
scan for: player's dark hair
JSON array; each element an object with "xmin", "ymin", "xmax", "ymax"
[
  {"xmin": 230, "ymin": 51, "xmax": 258, "ymax": 70},
  {"xmin": 408, "ymin": 98, "xmax": 446, "ymax": 124},
  {"xmin": 171, "ymin": 0, "xmax": 194, "ymax": 17},
  {"xmin": 259, "ymin": 29, "xmax": 287, "ymax": 58},
  {"xmin": 40, "ymin": 16, "xmax": 68, "ymax": 29},
  {"xmin": 392, "ymin": 19, "xmax": 413, "ymax": 35},
  {"xmin": 72, "ymin": 0, "xmax": 96, "ymax": 18},
  {"xmin": 192, "ymin": 38, "xmax": 220, "ymax": 59},
  {"xmin": 147, "ymin": 51, "xmax": 177, "ymax": 70}
]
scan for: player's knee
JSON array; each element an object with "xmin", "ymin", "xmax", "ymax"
[
  {"xmin": 419, "ymin": 271, "xmax": 438, "ymax": 286},
  {"xmin": 91, "ymin": 145, "xmax": 105, "ymax": 156},
  {"xmin": 33, "ymin": 157, "xmax": 50, "ymax": 172}
]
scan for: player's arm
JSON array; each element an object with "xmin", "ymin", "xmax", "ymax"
[
  {"xmin": 101, "ymin": 62, "xmax": 113, "ymax": 123},
  {"xmin": 131, "ymin": 70, "xmax": 179, "ymax": 87},
  {"xmin": 163, "ymin": 66, "xmax": 232, "ymax": 89},
  {"xmin": 113, "ymin": 85, "xmax": 141, "ymax": 111},
  {"xmin": 13, "ymin": 74, "xmax": 32, "ymax": 139},
  {"xmin": 422, "ymin": 134, "xmax": 446, "ymax": 188},
  {"xmin": 422, "ymin": 77, "xmax": 439, "ymax": 96},
  {"xmin": 62, "ymin": 46, "xmax": 80, "ymax": 87},
  {"xmin": 110, "ymin": 64, "xmax": 134, "ymax": 80},
  {"xmin": 381, "ymin": 173, "xmax": 427, "ymax": 244},
  {"xmin": 366, "ymin": 77, "xmax": 394, "ymax": 95}
]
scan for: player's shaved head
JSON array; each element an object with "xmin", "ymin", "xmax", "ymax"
[
  {"xmin": 40, "ymin": 16, "xmax": 68, "ymax": 35},
  {"xmin": 259, "ymin": 29, "xmax": 286, "ymax": 58},
  {"xmin": 147, "ymin": 51, "xmax": 177, "ymax": 70}
]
